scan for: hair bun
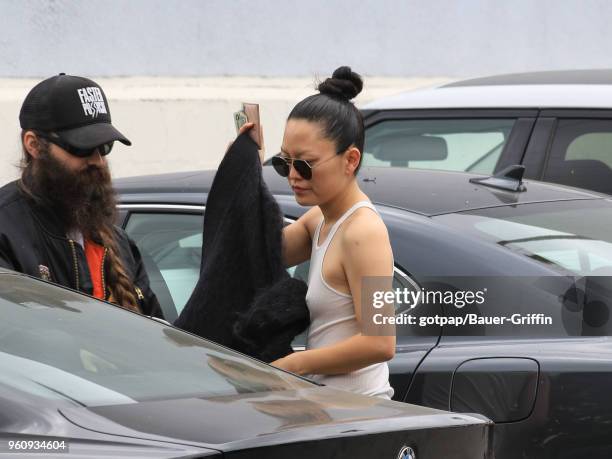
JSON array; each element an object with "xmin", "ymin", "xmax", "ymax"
[{"xmin": 317, "ymin": 66, "xmax": 363, "ymax": 101}]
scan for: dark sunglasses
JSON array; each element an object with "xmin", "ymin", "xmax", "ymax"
[
  {"xmin": 35, "ymin": 132, "xmax": 114, "ymax": 157},
  {"xmin": 271, "ymin": 153, "xmax": 339, "ymax": 180}
]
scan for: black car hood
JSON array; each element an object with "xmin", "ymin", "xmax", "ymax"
[
  {"xmin": 60, "ymin": 386, "xmax": 488, "ymax": 450},
  {"xmin": 115, "ymin": 166, "xmax": 605, "ymax": 217}
]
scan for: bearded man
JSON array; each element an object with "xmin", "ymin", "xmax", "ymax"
[{"xmin": 0, "ymin": 73, "xmax": 163, "ymax": 318}]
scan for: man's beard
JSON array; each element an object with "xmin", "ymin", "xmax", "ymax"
[{"xmin": 25, "ymin": 151, "xmax": 117, "ymax": 240}]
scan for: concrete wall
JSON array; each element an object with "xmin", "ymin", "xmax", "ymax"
[
  {"xmin": 0, "ymin": 77, "xmax": 448, "ymax": 186},
  {"xmin": 1, "ymin": 0, "xmax": 611, "ymax": 78}
]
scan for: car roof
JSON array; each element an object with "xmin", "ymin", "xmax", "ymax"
[
  {"xmin": 444, "ymin": 69, "xmax": 612, "ymax": 87},
  {"xmin": 363, "ymin": 69, "xmax": 612, "ymax": 110},
  {"xmin": 115, "ymin": 166, "xmax": 605, "ymax": 217}
]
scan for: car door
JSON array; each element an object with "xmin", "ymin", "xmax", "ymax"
[
  {"xmin": 522, "ymin": 110, "xmax": 612, "ymax": 195},
  {"xmin": 362, "ymin": 109, "xmax": 536, "ymax": 174}
]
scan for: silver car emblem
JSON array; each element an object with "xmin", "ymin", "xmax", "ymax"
[{"xmin": 397, "ymin": 446, "xmax": 416, "ymax": 459}]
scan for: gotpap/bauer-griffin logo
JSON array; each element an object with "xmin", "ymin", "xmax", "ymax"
[{"xmin": 77, "ymin": 87, "xmax": 108, "ymax": 118}]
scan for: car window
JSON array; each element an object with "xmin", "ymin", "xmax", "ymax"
[
  {"xmin": 437, "ymin": 200, "xmax": 612, "ymax": 276},
  {"xmin": 543, "ymin": 119, "xmax": 612, "ymax": 194},
  {"xmin": 363, "ymin": 119, "xmax": 516, "ymax": 174},
  {"xmin": 125, "ymin": 213, "xmax": 203, "ymax": 322},
  {"xmin": 0, "ymin": 274, "xmax": 312, "ymax": 407}
]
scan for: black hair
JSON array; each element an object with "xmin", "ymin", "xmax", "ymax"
[{"xmin": 288, "ymin": 66, "xmax": 365, "ymax": 175}]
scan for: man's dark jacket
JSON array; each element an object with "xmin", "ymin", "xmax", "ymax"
[
  {"xmin": 0, "ymin": 180, "xmax": 163, "ymax": 318},
  {"xmin": 174, "ymin": 133, "xmax": 309, "ymax": 362}
]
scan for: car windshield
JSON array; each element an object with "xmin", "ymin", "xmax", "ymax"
[
  {"xmin": 363, "ymin": 119, "xmax": 516, "ymax": 174},
  {"xmin": 435, "ymin": 199, "xmax": 612, "ymax": 275},
  {"xmin": 0, "ymin": 274, "xmax": 312, "ymax": 407}
]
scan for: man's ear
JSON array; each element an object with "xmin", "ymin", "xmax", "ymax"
[{"xmin": 22, "ymin": 131, "xmax": 42, "ymax": 158}]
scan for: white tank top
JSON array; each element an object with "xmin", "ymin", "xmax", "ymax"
[{"xmin": 305, "ymin": 200, "xmax": 394, "ymax": 399}]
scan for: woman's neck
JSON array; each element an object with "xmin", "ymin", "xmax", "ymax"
[{"xmin": 319, "ymin": 180, "xmax": 369, "ymax": 225}]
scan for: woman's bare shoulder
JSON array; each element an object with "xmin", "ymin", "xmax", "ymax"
[{"xmin": 342, "ymin": 207, "xmax": 389, "ymax": 243}]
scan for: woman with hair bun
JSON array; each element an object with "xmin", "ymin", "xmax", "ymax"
[{"xmin": 255, "ymin": 66, "xmax": 396, "ymax": 399}]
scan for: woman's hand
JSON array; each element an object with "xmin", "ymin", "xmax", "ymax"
[
  {"xmin": 271, "ymin": 352, "xmax": 304, "ymax": 375},
  {"xmin": 226, "ymin": 122, "xmax": 264, "ymax": 162},
  {"xmin": 226, "ymin": 122, "xmax": 254, "ymax": 152},
  {"xmin": 238, "ymin": 121, "xmax": 256, "ymax": 136}
]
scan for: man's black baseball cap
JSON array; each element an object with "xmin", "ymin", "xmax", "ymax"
[{"xmin": 19, "ymin": 73, "xmax": 131, "ymax": 152}]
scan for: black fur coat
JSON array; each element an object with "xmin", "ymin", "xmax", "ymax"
[{"xmin": 174, "ymin": 133, "xmax": 309, "ymax": 362}]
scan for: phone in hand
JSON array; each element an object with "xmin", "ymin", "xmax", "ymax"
[{"xmin": 234, "ymin": 103, "xmax": 263, "ymax": 151}]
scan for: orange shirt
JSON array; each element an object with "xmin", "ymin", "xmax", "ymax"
[{"xmin": 84, "ymin": 240, "xmax": 106, "ymax": 300}]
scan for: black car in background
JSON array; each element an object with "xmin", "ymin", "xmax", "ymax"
[
  {"xmin": 0, "ymin": 269, "xmax": 492, "ymax": 459},
  {"xmin": 115, "ymin": 165, "xmax": 612, "ymax": 459},
  {"xmin": 359, "ymin": 69, "xmax": 612, "ymax": 195}
]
